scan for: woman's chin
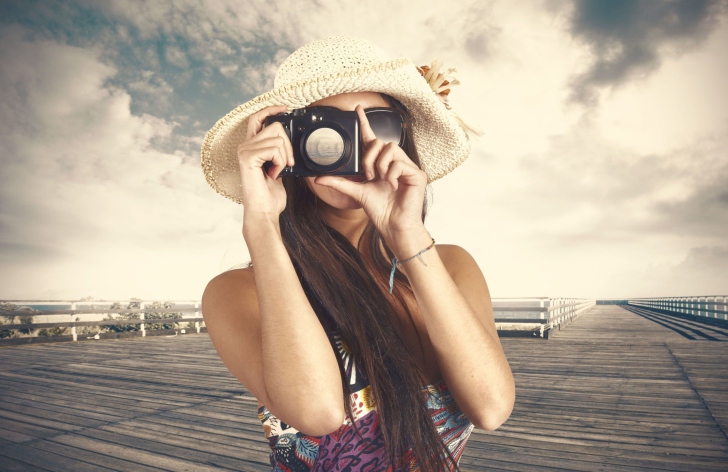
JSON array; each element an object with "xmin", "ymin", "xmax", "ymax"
[{"xmin": 327, "ymin": 194, "xmax": 363, "ymax": 210}]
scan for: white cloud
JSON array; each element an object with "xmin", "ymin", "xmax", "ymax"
[
  {"xmin": 1, "ymin": 1, "xmax": 726, "ymax": 300},
  {"xmin": 0, "ymin": 25, "xmax": 243, "ymax": 300},
  {"xmin": 595, "ymin": 23, "xmax": 728, "ymax": 156},
  {"xmin": 640, "ymin": 246, "xmax": 728, "ymax": 297},
  {"xmin": 164, "ymin": 45, "xmax": 189, "ymax": 68}
]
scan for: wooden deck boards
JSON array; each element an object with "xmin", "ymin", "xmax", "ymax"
[{"xmin": 1, "ymin": 305, "xmax": 727, "ymax": 471}]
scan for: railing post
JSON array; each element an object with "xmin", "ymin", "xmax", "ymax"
[
  {"xmin": 71, "ymin": 301, "xmax": 77, "ymax": 342},
  {"xmin": 195, "ymin": 302, "xmax": 201, "ymax": 333},
  {"xmin": 140, "ymin": 302, "xmax": 146, "ymax": 337}
]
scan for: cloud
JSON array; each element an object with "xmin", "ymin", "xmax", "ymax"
[
  {"xmin": 567, "ymin": 0, "xmax": 727, "ymax": 107},
  {"xmin": 1, "ymin": 0, "xmax": 725, "ymax": 300},
  {"xmin": 512, "ymin": 125, "xmax": 728, "ymax": 243},
  {"xmin": 0, "ymin": 24, "xmax": 241, "ymax": 299},
  {"xmin": 641, "ymin": 245, "xmax": 728, "ymax": 296}
]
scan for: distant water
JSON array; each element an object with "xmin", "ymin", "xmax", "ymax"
[
  {"xmin": 21, "ymin": 304, "xmax": 71, "ymax": 311},
  {"xmin": 4, "ymin": 302, "xmax": 199, "ymax": 325},
  {"xmin": 13, "ymin": 302, "xmax": 199, "ymax": 312}
]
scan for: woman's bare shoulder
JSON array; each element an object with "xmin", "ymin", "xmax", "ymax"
[
  {"xmin": 202, "ymin": 266, "xmax": 257, "ymax": 317},
  {"xmin": 211, "ymin": 265, "xmax": 255, "ymax": 284},
  {"xmin": 435, "ymin": 244, "xmax": 481, "ymax": 278}
]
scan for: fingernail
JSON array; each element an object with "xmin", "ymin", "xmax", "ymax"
[{"xmin": 366, "ymin": 171, "xmax": 373, "ymax": 180}]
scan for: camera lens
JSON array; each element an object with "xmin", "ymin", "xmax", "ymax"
[{"xmin": 305, "ymin": 127, "xmax": 345, "ymax": 167}]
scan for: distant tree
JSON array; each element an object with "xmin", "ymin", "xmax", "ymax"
[
  {"xmin": 37, "ymin": 327, "xmax": 68, "ymax": 337},
  {"xmin": 144, "ymin": 301, "xmax": 182, "ymax": 330},
  {"xmin": 17, "ymin": 313, "xmax": 35, "ymax": 335},
  {"xmin": 100, "ymin": 299, "xmax": 183, "ymax": 333},
  {"xmin": 101, "ymin": 298, "xmax": 141, "ymax": 332},
  {"xmin": 1, "ymin": 302, "xmax": 17, "ymax": 324},
  {"xmin": 76, "ymin": 317, "xmax": 106, "ymax": 337},
  {"xmin": 0, "ymin": 303, "xmax": 38, "ymax": 335}
]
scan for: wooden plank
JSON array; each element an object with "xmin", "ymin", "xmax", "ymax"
[
  {"xmin": 99, "ymin": 421, "xmax": 269, "ymax": 467},
  {"xmin": 26, "ymin": 440, "xmax": 167, "ymax": 472},
  {"xmin": 0, "ymin": 454, "xmax": 52, "ymax": 472},
  {"xmin": 0, "ymin": 415, "xmax": 63, "ymax": 443},
  {"xmin": 0, "ymin": 442, "xmax": 117, "ymax": 472},
  {"xmin": 53, "ymin": 430, "xmax": 271, "ymax": 471},
  {"xmin": 0, "ymin": 306, "xmax": 726, "ymax": 471},
  {"xmin": 0, "ymin": 392, "xmax": 128, "ymax": 424},
  {"xmin": 49, "ymin": 433, "xmax": 234, "ymax": 472},
  {"xmin": 462, "ymin": 435, "xmax": 728, "ymax": 472}
]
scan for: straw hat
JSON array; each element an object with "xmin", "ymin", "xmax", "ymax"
[{"xmin": 201, "ymin": 35, "xmax": 483, "ymax": 205}]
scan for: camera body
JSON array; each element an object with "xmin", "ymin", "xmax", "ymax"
[{"xmin": 263, "ymin": 107, "xmax": 361, "ymax": 177}]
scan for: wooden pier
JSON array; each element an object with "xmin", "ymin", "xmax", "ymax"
[{"xmin": 1, "ymin": 304, "xmax": 727, "ymax": 471}]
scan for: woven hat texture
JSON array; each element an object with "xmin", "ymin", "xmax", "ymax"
[{"xmin": 201, "ymin": 35, "xmax": 474, "ymax": 205}]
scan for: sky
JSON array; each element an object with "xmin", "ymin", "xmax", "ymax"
[{"xmin": 0, "ymin": 0, "xmax": 726, "ymax": 302}]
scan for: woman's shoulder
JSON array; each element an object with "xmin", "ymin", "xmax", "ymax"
[
  {"xmin": 209, "ymin": 265, "xmax": 255, "ymax": 285},
  {"xmin": 435, "ymin": 244, "xmax": 480, "ymax": 277},
  {"xmin": 203, "ymin": 266, "xmax": 257, "ymax": 313}
]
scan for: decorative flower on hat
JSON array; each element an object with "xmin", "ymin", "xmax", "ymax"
[
  {"xmin": 416, "ymin": 59, "xmax": 460, "ymax": 110},
  {"xmin": 416, "ymin": 59, "xmax": 484, "ymax": 138}
]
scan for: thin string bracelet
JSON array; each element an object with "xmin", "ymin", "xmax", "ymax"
[{"xmin": 389, "ymin": 238, "xmax": 436, "ymax": 294}]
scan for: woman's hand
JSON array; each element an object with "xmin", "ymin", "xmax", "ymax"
[
  {"xmin": 314, "ymin": 105, "xmax": 429, "ymax": 247},
  {"xmin": 237, "ymin": 105, "xmax": 294, "ymax": 222}
]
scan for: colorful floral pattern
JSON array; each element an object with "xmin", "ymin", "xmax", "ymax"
[{"xmin": 257, "ymin": 333, "xmax": 474, "ymax": 471}]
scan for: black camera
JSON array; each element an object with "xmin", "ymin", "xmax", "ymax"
[{"xmin": 263, "ymin": 106, "xmax": 362, "ymax": 177}]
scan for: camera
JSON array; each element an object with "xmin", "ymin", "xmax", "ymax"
[{"xmin": 263, "ymin": 106, "xmax": 361, "ymax": 177}]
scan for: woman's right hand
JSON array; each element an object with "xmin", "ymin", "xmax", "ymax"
[{"xmin": 237, "ymin": 105, "xmax": 294, "ymax": 220}]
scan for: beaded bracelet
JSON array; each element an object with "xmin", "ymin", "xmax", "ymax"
[{"xmin": 388, "ymin": 238, "xmax": 436, "ymax": 293}]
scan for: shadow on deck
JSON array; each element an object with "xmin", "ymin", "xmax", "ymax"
[{"xmin": 1, "ymin": 305, "xmax": 727, "ymax": 471}]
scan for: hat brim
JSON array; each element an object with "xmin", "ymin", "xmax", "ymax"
[{"xmin": 201, "ymin": 57, "xmax": 471, "ymax": 205}]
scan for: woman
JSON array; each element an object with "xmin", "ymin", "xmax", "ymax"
[{"xmin": 200, "ymin": 36, "xmax": 515, "ymax": 471}]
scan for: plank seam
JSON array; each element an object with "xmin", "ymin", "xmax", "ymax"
[{"xmin": 663, "ymin": 342, "xmax": 728, "ymax": 444}]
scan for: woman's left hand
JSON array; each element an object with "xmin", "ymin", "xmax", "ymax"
[{"xmin": 314, "ymin": 105, "xmax": 428, "ymax": 243}]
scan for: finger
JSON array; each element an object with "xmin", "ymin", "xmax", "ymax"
[
  {"xmin": 360, "ymin": 139, "xmax": 385, "ymax": 181},
  {"xmin": 245, "ymin": 135, "xmax": 293, "ymax": 168},
  {"xmin": 239, "ymin": 145, "xmax": 286, "ymax": 179},
  {"xmin": 385, "ymin": 160, "xmax": 405, "ymax": 191},
  {"xmin": 313, "ymin": 175, "xmax": 365, "ymax": 202},
  {"xmin": 375, "ymin": 143, "xmax": 399, "ymax": 181},
  {"xmin": 384, "ymin": 160, "xmax": 427, "ymax": 191},
  {"xmin": 247, "ymin": 120, "xmax": 294, "ymax": 166},
  {"xmin": 374, "ymin": 143, "xmax": 417, "ymax": 180},
  {"xmin": 265, "ymin": 146, "xmax": 288, "ymax": 180},
  {"xmin": 246, "ymin": 105, "xmax": 289, "ymax": 140},
  {"xmin": 356, "ymin": 105, "xmax": 377, "ymax": 145}
]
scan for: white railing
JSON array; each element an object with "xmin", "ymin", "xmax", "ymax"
[
  {"xmin": 0, "ymin": 299, "xmax": 203, "ymax": 342},
  {"xmin": 492, "ymin": 297, "xmax": 596, "ymax": 338},
  {"xmin": 628, "ymin": 296, "xmax": 728, "ymax": 321},
  {"xmin": 1, "ymin": 297, "xmax": 598, "ymax": 343}
]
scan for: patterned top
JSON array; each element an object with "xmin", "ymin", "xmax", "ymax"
[{"xmin": 257, "ymin": 333, "xmax": 474, "ymax": 471}]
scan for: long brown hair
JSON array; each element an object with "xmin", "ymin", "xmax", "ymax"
[{"xmin": 277, "ymin": 94, "xmax": 462, "ymax": 471}]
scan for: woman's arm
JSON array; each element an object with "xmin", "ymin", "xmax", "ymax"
[
  {"xmin": 203, "ymin": 217, "xmax": 346, "ymax": 436},
  {"xmin": 249, "ymin": 218, "xmax": 346, "ymax": 425},
  {"xmin": 390, "ymin": 229, "xmax": 515, "ymax": 431},
  {"xmin": 203, "ymin": 105, "xmax": 346, "ymax": 436},
  {"xmin": 313, "ymin": 104, "xmax": 515, "ymax": 430}
]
